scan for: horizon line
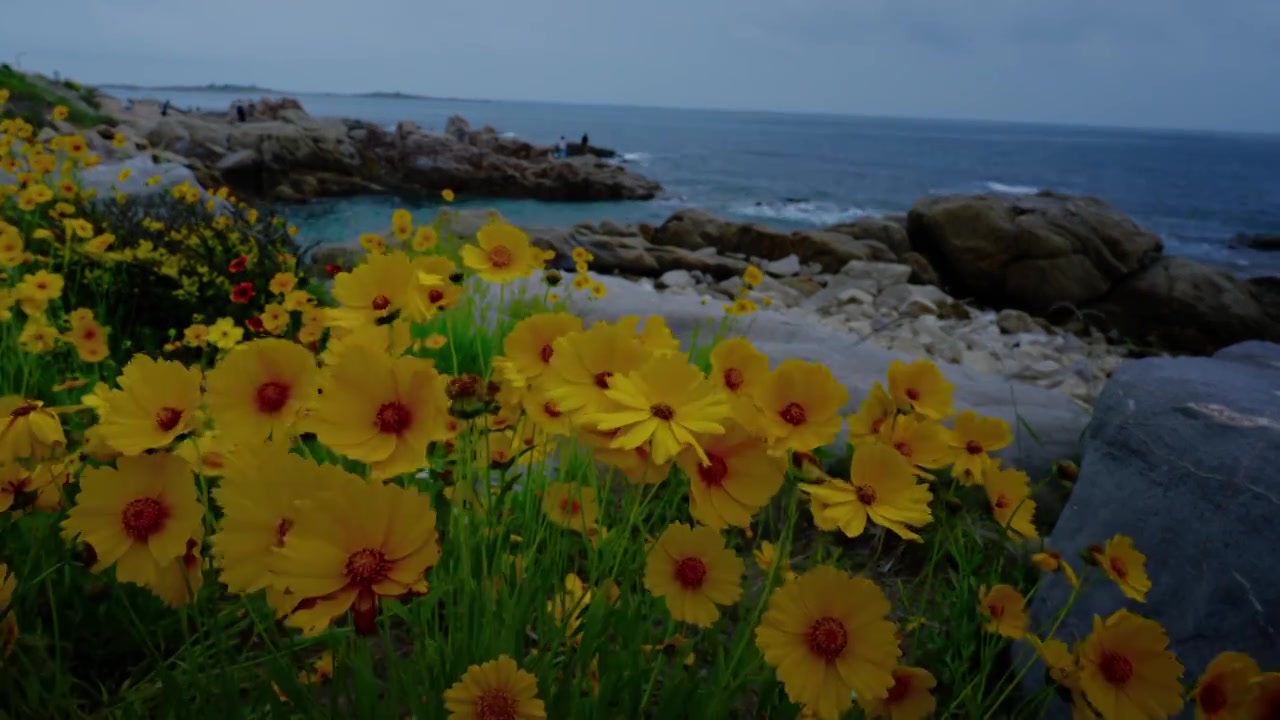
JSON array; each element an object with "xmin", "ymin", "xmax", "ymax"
[{"xmin": 86, "ymin": 78, "xmax": 1280, "ymax": 140}]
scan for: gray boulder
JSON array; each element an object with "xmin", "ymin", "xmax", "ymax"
[{"xmin": 1028, "ymin": 341, "xmax": 1280, "ymax": 716}]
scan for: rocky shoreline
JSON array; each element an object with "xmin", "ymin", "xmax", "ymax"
[
  {"xmin": 77, "ymin": 95, "xmax": 662, "ymax": 203},
  {"xmin": 315, "ymin": 192, "xmax": 1280, "ymax": 407}
]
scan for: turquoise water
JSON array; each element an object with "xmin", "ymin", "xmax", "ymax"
[{"xmin": 105, "ymin": 87, "xmax": 1280, "ymax": 274}]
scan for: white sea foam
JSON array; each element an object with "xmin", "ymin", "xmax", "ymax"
[
  {"xmin": 618, "ymin": 151, "xmax": 651, "ymax": 163},
  {"xmin": 730, "ymin": 200, "xmax": 871, "ymax": 226},
  {"xmin": 984, "ymin": 181, "xmax": 1040, "ymax": 194},
  {"xmin": 500, "ymin": 131, "xmax": 518, "ymax": 138}
]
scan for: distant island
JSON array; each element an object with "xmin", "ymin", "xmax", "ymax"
[{"xmin": 97, "ymin": 82, "xmax": 493, "ymax": 104}]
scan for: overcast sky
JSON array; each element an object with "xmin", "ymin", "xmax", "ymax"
[{"xmin": 3, "ymin": 0, "xmax": 1278, "ymax": 134}]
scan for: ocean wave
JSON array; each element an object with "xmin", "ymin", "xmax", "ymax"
[
  {"xmin": 617, "ymin": 151, "xmax": 651, "ymax": 164},
  {"xmin": 729, "ymin": 200, "xmax": 871, "ymax": 226},
  {"xmin": 984, "ymin": 181, "xmax": 1040, "ymax": 194},
  {"xmin": 500, "ymin": 131, "xmax": 517, "ymax": 138}
]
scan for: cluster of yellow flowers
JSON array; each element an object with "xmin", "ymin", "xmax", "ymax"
[{"xmin": 1, "ymin": 90, "xmax": 1276, "ymax": 718}]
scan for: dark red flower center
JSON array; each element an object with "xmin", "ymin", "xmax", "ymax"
[
  {"xmin": 255, "ymin": 381, "xmax": 291, "ymax": 414},
  {"xmin": 779, "ymin": 402, "xmax": 806, "ymax": 426},
  {"xmin": 697, "ymin": 453, "xmax": 729, "ymax": 488},
  {"xmin": 965, "ymin": 440, "xmax": 984, "ymax": 455},
  {"xmin": 806, "ymin": 616, "xmax": 848, "ymax": 661},
  {"xmin": 488, "ymin": 246, "xmax": 513, "ymax": 269},
  {"xmin": 1100, "ymin": 651, "xmax": 1134, "ymax": 686},
  {"xmin": 885, "ymin": 671, "xmax": 913, "ymax": 704},
  {"xmin": 1197, "ymin": 680, "xmax": 1228, "ymax": 714},
  {"xmin": 344, "ymin": 548, "xmax": 390, "ymax": 585},
  {"xmin": 1109, "ymin": 556, "xmax": 1128, "ymax": 579},
  {"xmin": 374, "ymin": 402, "xmax": 412, "ymax": 435},
  {"xmin": 855, "ymin": 484, "xmax": 877, "ymax": 506},
  {"xmin": 905, "ymin": 388, "xmax": 920, "ymax": 402},
  {"xmin": 558, "ymin": 498, "xmax": 581, "ymax": 515},
  {"xmin": 427, "ymin": 289, "xmax": 444, "ymax": 304},
  {"xmin": 155, "ymin": 406, "xmax": 184, "ymax": 432},
  {"xmin": 674, "ymin": 557, "xmax": 708, "ymax": 589},
  {"xmin": 593, "ymin": 371, "xmax": 613, "ymax": 389},
  {"xmin": 650, "ymin": 403, "xmax": 675, "ymax": 420},
  {"xmin": 723, "ymin": 367, "xmax": 744, "ymax": 391},
  {"xmin": 543, "ymin": 401, "xmax": 561, "ymax": 418},
  {"xmin": 371, "ymin": 294, "xmax": 391, "ymax": 311},
  {"xmin": 476, "ymin": 689, "xmax": 518, "ymax": 720},
  {"xmin": 121, "ymin": 497, "xmax": 168, "ymax": 542},
  {"xmin": 539, "ymin": 343, "xmax": 554, "ymax": 364}
]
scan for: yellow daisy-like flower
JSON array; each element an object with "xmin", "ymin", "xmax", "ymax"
[
  {"xmin": 391, "ymin": 208, "xmax": 414, "ymax": 241},
  {"xmin": 545, "ymin": 322, "xmax": 648, "ymax": 418},
  {"xmin": 0, "ymin": 397, "xmax": 67, "ymax": 464},
  {"xmin": 977, "ymin": 584, "xmax": 1029, "ymax": 639},
  {"xmin": 948, "ymin": 410, "xmax": 1012, "ymax": 483},
  {"xmin": 755, "ymin": 566, "xmax": 900, "ymax": 720},
  {"xmin": 801, "ymin": 443, "xmax": 933, "ymax": 541},
  {"xmin": 541, "ymin": 482, "xmax": 599, "ymax": 534},
  {"xmin": 708, "ymin": 337, "xmax": 770, "ymax": 431},
  {"xmin": 441, "ymin": 188, "xmax": 455, "ymax": 202},
  {"xmin": 62, "ymin": 453, "xmax": 204, "ymax": 591},
  {"xmin": 677, "ymin": 420, "xmax": 785, "ymax": 529},
  {"xmin": 411, "ymin": 225, "xmax": 438, "ymax": 252},
  {"xmin": 1093, "ymin": 534, "xmax": 1152, "ymax": 603},
  {"xmin": 271, "ymin": 480, "xmax": 441, "ymax": 636},
  {"xmin": 96, "ymin": 355, "xmax": 203, "ymax": 456},
  {"xmin": 859, "ymin": 665, "xmax": 938, "ymax": 720},
  {"xmin": 984, "ymin": 465, "xmax": 1039, "ymax": 540},
  {"xmin": 588, "ymin": 353, "xmax": 730, "ymax": 465},
  {"xmin": 460, "ymin": 222, "xmax": 538, "ymax": 284},
  {"xmin": 1191, "ymin": 651, "xmax": 1261, "ymax": 719},
  {"xmin": 443, "ymin": 655, "xmax": 546, "ymax": 720},
  {"xmin": 643, "ymin": 523, "xmax": 743, "ymax": 627},
  {"xmin": 1077, "ymin": 610, "xmax": 1185, "ymax": 720},
  {"xmin": 305, "ymin": 344, "xmax": 450, "ymax": 480},
  {"xmin": 886, "ymin": 359, "xmax": 954, "ymax": 420},
  {"xmin": 205, "ymin": 338, "xmax": 319, "ymax": 443},
  {"xmin": 502, "ymin": 312, "xmax": 584, "ymax": 383},
  {"xmin": 753, "ymin": 359, "xmax": 849, "ymax": 453}
]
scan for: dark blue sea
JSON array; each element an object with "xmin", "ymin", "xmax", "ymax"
[{"xmin": 103, "ymin": 87, "xmax": 1280, "ymax": 276}]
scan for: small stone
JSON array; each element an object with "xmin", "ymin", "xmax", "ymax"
[
  {"xmin": 656, "ymin": 269, "xmax": 696, "ymax": 291},
  {"xmin": 836, "ymin": 287, "xmax": 876, "ymax": 306},
  {"xmin": 961, "ymin": 349, "xmax": 1002, "ymax": 375},
  {"xmin": 997, "ymin": 308, "xmax": 1038, "ymax": 335},
  {"xmin": 838, "ymin": 260, "xmax": 912, "ymax": 292},
  {"xmin": 764, "ymin": 254, "xmax": 802, "ymax": 277},
  {"xmin": 877, "ymin": 283, "xmax": 954, "ymax": 317}
]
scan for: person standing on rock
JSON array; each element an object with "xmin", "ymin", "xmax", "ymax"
[
  {"xmin": 161, "ymin": 100, "xmax": 170, "ymax": 117},
  {"xmin": 581, "ymin": 133, "xmax": 589, "ymax": 152},
  {"xmin": 556, "ymin": 136, "xmax": 566, "ymax": 158},
  {"xmin": 236, "ymin": 104, "xmax": 247, "ymax": 122}
]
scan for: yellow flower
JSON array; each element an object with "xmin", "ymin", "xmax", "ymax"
[
  {"xmin": 1243, "ymin": 674, "xmax": 1280, "ymax": 720},
  {"xmin": 1077, "ymin": 610, "xmax": 1185, "ymax": 720},
  {"xmin": 358, "ymin": 232, "xmax": 387, "ymax": 254},
  {"xmin": 0, "ymin": 397, "xmax": 66, "ymax": 464},
  {"xmin": 1192, "ymin": 651, "xmax": 1261, "ymax": 719},
  {"xmin": 306, "ymin": 344, "xmax": 450, "ymax": 480},
  {"xmin": 502, "ymin": 313, "xmax": 584, "ymax": 383},
  {"xmin": 411, "ymin": 226, "xmax": 438, "ymax": 251},
  {"xmin": 423, "ymin": 333, "xmax": 448, "ymax": 350},
  {"xmin": 65, "ymin": 318, "xmax": 110, "ymax": 363},
  {"xmin": 1031, "ymin": 550, "xmax": 1080, "ymax": 588},
  {"xmin": 848, "ymin": 382, "xmax": 896, "ymax": 446},
  {"xmin": 52, "ymin": 105, "xmax": 69, "ymax": 122},
  {"xmin": 112, "ymin": 132, "xmax": 129, "ymax": 148},
  {"xmin": 205, "ymin": 339, "xmax": 319, "ymax": 443},
  {"xmin": 984, "ymin": 465, "xmax": 1039, "ymax": 540},
  {"xmin": 271, "ymin": 480, "xmax": 441, "ymax": 636},
  {"xmin": 443, "ymin": 655, "xmax": 546, "ymax": 720},
  {"xmin": 877, "ymin": 413, "xmax": 955, "ymax": 478},
  {"xmin": 571, "ymin": 247, "xmax": 592, "ymax": 264},
  {"xmin": 589, "ymin": 281, "xmax": 608, "ymax": 299},
  {"xmin": 859, "ymin": 666, "xmax": 938, "ymax": 720},
  {"xmin": 1093, "ymin": 534, "xmax": 1151, "ymax": 603},
  {"xmin": 887, "ymin": 359, "xmax": 954, "ymax": 420},
  {"xmin": 743, "ymin": 265, "xmax": 764, "ymax": 288},
  {"xmin": 541, "ymin": 482, "xmax": 599, "ymax": 534},
  {"xmin": 756, "ymin": 566, "xmax": 900, "ymax": 720},
  {"xmin": 948, "ymin": 410, "xmax": 1012, "ymax": 483},
  {"xmin": 977, "ymin": 584, "xmax": 1028, "ymax": 639},
  {"xmin": 588, "ymin": 353, "xmax": 730, "ymax": 465},
  {"xmin": 117, "ymin": 167, "xmax": 133, "ymax": 183},
  {"xmin": 183, "ymin": 323, "xmax": 210, "ymax": 347},
  {"xmin": 208, "ymin": 317, "xmax": 245, "ymax": 350},
  {"xmin": 96, "ymin": 355, "xmax": 203, "ymax": 456},
  {"xmin": 754, "ymin": 359, "xmax": 848, "ymax": 453},
  {"xmin": 460, "ymin": 222, "xmax": 538, "ymax": 283},
  {"xmin": 441, "ymin": 188, "xmax": 455, "ymax": 202},
  {"xmin": 643, "ymin": 523, "xmax": 743, "ymax": 627},
  {"xmin": 268, "ymin": 272, "xmax": 297, "ymax": 295},
  {"xmin": 547, "ymin": 573, "xmax": 591, "ymax": 639},
  {"xmin": 212, "ymin": 444, "xmax": 357, "ymax": 596},
  {"xmin": 15, "ymin": 270, "xmax": 64, "ymax": 313},
  {"xmin": 18, "ymin": 315, "xmax": 59, "ymax": 354},
  {"xmin": 801, "ymin": 443, "xmax": 933, "ymax": 541},
  {"xmin": 545, "ymin": 322, "xmax": 647, "ymax": 418},
  {"xmin": 331, "ymin": 250, "xmax": 423, "ymax": 325},
  {"xmin": 677, "ymin": 421, "xmax": 785, "ymax": 529},
  {"xmin": 62, "ymin": 454, "xmax": 204, "ymax": 593},
  {"xmin": 391, "ymin": 208, "xmax": 414, "ymax": 241}
]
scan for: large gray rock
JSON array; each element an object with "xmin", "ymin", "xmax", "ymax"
[
  {"xmin": 77, "ymin": 155, "xmax": 203, "ymax": 199},
  {"xmin": 541, "ymin": 274, "xmax": 1090, "ymax": 482},
  {"xmin": 1028, "ymin": 341, "xmax": 1280, "ymax": 717}
]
